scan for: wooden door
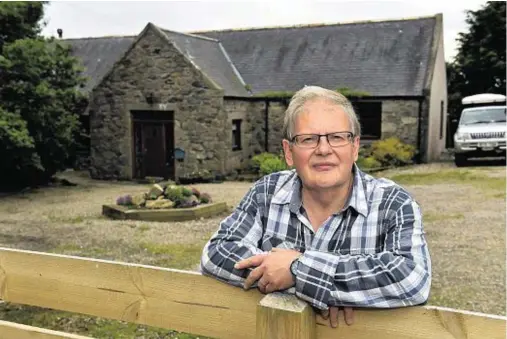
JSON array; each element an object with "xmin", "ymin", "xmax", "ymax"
[{"xmin": 142, "ymin": 123, "xmax": 166, "ymax": 178}]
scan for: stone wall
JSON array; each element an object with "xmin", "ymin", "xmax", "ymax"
[
  {"xmin": 380, "ymin": 100, "xmax": 420, "ymax": 148},
  {"xmin": 88, "ymin": 25, "xmax": 226, "ymax": 180},
  {"xmin": 267, "ymin": 101, "xmax": 288, "ymax": 154},
  {"xmin": 224, "ymin": 99, "xmax": 266, "ymax": 173}
]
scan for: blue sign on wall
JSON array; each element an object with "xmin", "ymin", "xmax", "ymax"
[{"xmin": 174, "ymin": 148, "xmax": 185, "ymax": 161}]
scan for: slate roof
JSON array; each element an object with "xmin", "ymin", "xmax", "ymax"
[
  {"xmin": 195, "ymin": 16, "xmax": 437, "ymax": 96},
  {"xmin": 161, "ymin": 29, "xmax": 249, "ymax": 96},
  {"xmin": 64, "ymin": 36, "xmax": 136, "ymax": 94},
  {"xmin": 64, "ymin": 16, "xmax": 438, "ymax": 98},
  {"xmin": 63, "ymin": 27, "xmax": 249, "ymax": 97}
]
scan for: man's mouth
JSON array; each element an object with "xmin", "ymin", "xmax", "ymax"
[{"xmin": 313, "ymin": 163, "xmax": 336, "ymax": 171}]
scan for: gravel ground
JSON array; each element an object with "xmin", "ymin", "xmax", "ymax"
[{"xmin": 0, "ymin": 163, "xmax": 505, "ymax": 316}]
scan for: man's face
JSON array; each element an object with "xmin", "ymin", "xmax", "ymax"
[{"xmin": 282, "ymin": 98, "xmax": 360, "ymax": 190}]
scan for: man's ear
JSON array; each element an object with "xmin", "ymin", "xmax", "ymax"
[
  {"xmin": 282, "ymin": 139, "xmax": 294, "ymax": 167},
  {"xmin": 353, "ymin": 136, "xmax": 360, "ymax": 162}
]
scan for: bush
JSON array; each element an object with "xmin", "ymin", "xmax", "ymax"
[
  {"xmin": 260, "ymin": 157, "xmax": 288, "ymax": 175},
  {"xmin": 369, "ymin": 137, "xmax": 416, "ymax": 167},
  {"xmin": 356, "ymin": 156, "xmax": 382, "ymax": 169},
  {"xmin": 251, "ymin": 152, "xmax": 288, "ymax": 176}
]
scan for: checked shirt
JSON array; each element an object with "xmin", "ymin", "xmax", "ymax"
[{"xmin": 200, "ymin": 165, "xmax": 431, "ymax": 311}]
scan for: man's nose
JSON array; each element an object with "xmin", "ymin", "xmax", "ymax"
[{"xmin": 316, "ymin": 135, "xmax": 332, "ymax": 154}]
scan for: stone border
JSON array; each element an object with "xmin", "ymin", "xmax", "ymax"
[{"xmin": 102, "ymin": 202, "xmax": 229, "ymax": 222}]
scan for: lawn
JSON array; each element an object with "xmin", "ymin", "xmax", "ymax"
[{"xmin": 0, "ymin": 162, "xmax": 505, "ymax": 338}]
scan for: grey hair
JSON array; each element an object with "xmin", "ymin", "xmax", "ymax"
[{"xmin": 282, "ymin": 86, "xmax": 361, "ymax": 140}]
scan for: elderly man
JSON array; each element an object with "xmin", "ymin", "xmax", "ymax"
[{"xmin": 200, "ymin": 85, "xmax": 431, "ymax": 328}]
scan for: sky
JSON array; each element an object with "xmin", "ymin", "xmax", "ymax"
[{"xmin": 41, "ymin": 0, "xmax": 489, "ymax": 62}]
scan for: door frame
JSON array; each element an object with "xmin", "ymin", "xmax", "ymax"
[{"xmin": 129, "ymin": 104, "xmax": 176, "ymax": 180}]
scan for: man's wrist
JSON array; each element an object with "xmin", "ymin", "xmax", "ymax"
[{"xmin": 290, "ymin": 253, "xmax": 303, "ymax": 280}]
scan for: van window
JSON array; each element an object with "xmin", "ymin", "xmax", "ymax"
[{"xmin": 460, "ymin": 107, "xmax": 506, "ymax": 125}]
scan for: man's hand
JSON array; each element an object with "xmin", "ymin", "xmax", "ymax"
[
  {"xmin": 234, "ymin": 248, "xmax": 301, "ymax": 293},
  {"xmin": 320, "ymin": 306, "xmax": 354, "ymax": 328}
]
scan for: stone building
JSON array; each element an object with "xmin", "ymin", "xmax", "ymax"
[{"xmin": 64, "ymin": 14, "xmax": 447, "ymax": 181}]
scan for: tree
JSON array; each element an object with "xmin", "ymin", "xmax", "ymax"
[
  {"xmin": 0, "ymin": 2, "xmax": 46, "ymax": 51},
  {"xmin": 0, "ymin": 2, "xmax": 88, "ymax": 190},
  {"xmin": 446, "ymin": 1, "xmax": 506, "ymax": 146}
]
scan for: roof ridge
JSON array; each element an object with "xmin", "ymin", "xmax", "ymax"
[
  {"xmin": 191, "ymin": 14, "xmax": 439, "ymax": 34},
  {"xmin": 60, "ymin": 35, "xmax": 137, "ymax": 41},
  {"xmin": 160, "ymin": 27, "xmax": 219, "ymax": 42}
]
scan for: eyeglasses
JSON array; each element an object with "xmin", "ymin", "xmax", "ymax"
[{"xmin": 290, "ymin": 132, "xmax": 355, "ymax": 148}]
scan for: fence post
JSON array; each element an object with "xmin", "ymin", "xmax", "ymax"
[{"xmin": 256, "ymin": 292, "xmax": 316, "ymax": 339}]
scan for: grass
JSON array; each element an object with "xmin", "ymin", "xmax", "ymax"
[
  {"xmin": 139, "ymin": 242, "xmax": 206, "ymax": 269},
  {"xmin": 0, "ymin": 303, "xmax": 194, "ymax": 339},
  {"xmin": 385, "ymin": 168, "xmax": 506, "ymax": 190}
]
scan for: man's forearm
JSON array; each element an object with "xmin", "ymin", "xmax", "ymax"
[
  {"xmin": 200, "ymin": 237, "xmax": 265, "ymax": 286},
  {"xmin": 294, "ymin": 249, "xmax": 431, "ymax": 310}
]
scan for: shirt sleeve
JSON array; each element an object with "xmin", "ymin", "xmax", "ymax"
[
  {"xmin": 200, "ymin": 183, "xmax": 266, "ymax": 287},
  {"xmin": 293, "ymin": 200, "xmax": 432, "ymax": 310}
]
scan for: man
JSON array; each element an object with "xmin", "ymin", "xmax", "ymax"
[{"xmin": 200, "ymin": 85, "xmax": 431, "ymax": 328}]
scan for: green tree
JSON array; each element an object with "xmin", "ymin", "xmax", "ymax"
[
  {"xmin": 0, "ymin": 1, "xmax": 46, "ymax": 50},
  {"xmin": 454, "ymin": 1, "xmax": 506, "ymax": 95},
  {"xmin": 0, "ymin": 2, "xmax": 88, "ymax": 190},
  {"xmin": 446, "ymin": 1, "xmax": 506, "ymax": 145}
]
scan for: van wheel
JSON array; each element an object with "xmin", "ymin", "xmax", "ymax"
[{"xmin": 454, "ymin": 154, "xmax": 468, "ymax": 167}]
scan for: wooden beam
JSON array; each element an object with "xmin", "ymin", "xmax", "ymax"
[
  {"xmin": 256, "ymin": 293, "xmax": 315, "ymax": 339},
  {"xmin": 0, "ymin": 247, "xmax": 263, "ymax": 339},
  {"xmin": 0, "ymin": 320, "xmax": 94, "ymax": 339},
  {"xmin": 315, "ymin": 305, "xmax": 506, "ymax": 339},
  {"xmin": 0, "ymin": 247, "xmax": 505, "ymax": 339}
]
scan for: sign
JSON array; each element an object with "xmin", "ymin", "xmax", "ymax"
[{"xmin": 174, "ymin": 148, "xmax": 185, "ymax": 161}]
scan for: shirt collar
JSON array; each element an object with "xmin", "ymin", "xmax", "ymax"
[{"xmin": 271, "ymin": 164, "xmax": 369, "ymax": 217}]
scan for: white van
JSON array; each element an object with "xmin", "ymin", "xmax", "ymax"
[{"xmin": 453, "ymin": 93, "xmax": 506, "ymax": 166}]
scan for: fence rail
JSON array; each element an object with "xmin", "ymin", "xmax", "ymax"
[{"xmin": 0, "ymin": 247, "xmax": 505, "ymax": 339}]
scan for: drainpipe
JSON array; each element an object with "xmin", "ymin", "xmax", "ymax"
[
  {"xmin": 417, "ymin": 97, "xmax": 424, "ymax": 163},
  {"xmin": 264, "ymin": 100, "xmax": 269, "ymax": 152}
]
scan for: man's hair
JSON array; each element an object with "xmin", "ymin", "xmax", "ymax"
[{"xmin": 282, "ymin": 86, "xmax": 361, "ymax": 140}]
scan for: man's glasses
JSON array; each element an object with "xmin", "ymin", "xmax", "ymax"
[{"xmin": 290, "ymin": 132, "xmax": 354, "ymax": 148}]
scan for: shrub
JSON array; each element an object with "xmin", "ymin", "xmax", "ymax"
[
  {"xmin": 356, "ymin": 156, "xmax": 382, "ymax": 169},
  {"xmin": 369, "ymin": 137, "xmax": 416, "ymax": 167},
  {"xmin": 260, "ymin": 157, "xmax": 288, "ymax": 175},
  {"xmin": 251, "ymin": 152, "xmax": 288, "ymax": 175}
]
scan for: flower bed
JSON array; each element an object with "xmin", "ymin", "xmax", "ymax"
[{"xmin": 102, "ymin": 182, "xmax": 229, "ymax": 222}]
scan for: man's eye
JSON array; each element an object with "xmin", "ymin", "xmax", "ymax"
[
  {"xmin": 330, "ymin": 134, "xmax": 345, "ymax": 141},
  {"xmin": 301, "ymin": 137, "xmax": 315, "ymax": 143}
]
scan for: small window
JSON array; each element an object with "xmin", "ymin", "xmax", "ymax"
[
  {"xmin": 355, "ymin": 102, "xmax": 382, "ymax": 140},
  {"xmin": 440, "ymin": 100, "xmax": 444, "ymax": 139},
  {"xmin": 232, "ymin": 119, "xmax": 242, "ymax": 151}
]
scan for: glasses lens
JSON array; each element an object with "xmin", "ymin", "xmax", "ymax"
[
  {"xmin": 328, "ymin": 133, "xmax": 350, "ymax": 146},
  {"xmin": 295, "ymin": 135, "xmax": 319, "ymax": 147}
]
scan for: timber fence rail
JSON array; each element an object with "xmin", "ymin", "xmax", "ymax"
[{"xmin": 0, "ymin": 247, "xmax": 505, "ymax": 339}]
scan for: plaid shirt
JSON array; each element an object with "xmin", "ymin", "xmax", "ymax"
[{"xmin": 200, "ymin": 165, "xmax": 431, "ymax": 310}]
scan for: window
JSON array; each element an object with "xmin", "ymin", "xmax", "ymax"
[
  {"xmin": 354, "ymin": 102, "xmax": 382, "ymax": 140},
  {"xmin": 440, "ymin": 100, "xmax": 444, "ymax": 139},
  {"xmin": 232, "ymin": 119, "xmax": 242, "ymax": 151}
]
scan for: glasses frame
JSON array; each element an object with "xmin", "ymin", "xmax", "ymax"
[{"xmin": 289, "ymin": 131, "xmax": 355, "ymax": 149}]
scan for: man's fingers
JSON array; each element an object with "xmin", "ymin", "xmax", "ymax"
[
  {"xmin": 235, "ymin": 254, "xmax": 266, "ymax": 270},
  {"xmin": 321, "ymin": 309, "xmax": 329, "ymax": 320},
  {"xmin": 329, "ymin": 306, "xmax": 339, "ymax": 328},
  {"xmin": 243, "ymin": 266, "xmax": 264, "ymax": 289},
  {"xmin": 343, "ymin": 307, "xmax": 354, "ymax": 325}
]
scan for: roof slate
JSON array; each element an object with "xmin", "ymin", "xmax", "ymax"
[
  {"xmin": 64, "ymin": 16, "xmax": 438, "ymax": 98},
  {"xmin": 161, "ymin": 29, "xmax": 249, "ymax": 96},
  {"xmin": 195, "ymin": 17, "xmax": 437, "ymax": 96},
  {"xmin": 64, "ymin": 36, "xmax": 135, "ymax": 93}
]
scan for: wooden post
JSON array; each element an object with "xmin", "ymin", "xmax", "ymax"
[{"xmin": 256, "ymin": 292, "xmax": 316, "ymax": 339}]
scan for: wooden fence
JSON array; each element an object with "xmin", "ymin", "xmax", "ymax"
[{"xmin": 0, "ymin": 247, "xmax": 505, "ymax": 339}]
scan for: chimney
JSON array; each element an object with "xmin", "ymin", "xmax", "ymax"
[{"xmin": 57, "ymin": 28, "xmax": 63, "ymax": 39}]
